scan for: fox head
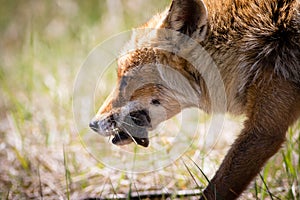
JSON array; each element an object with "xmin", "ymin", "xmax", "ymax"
[{"xmin": 89, "ymin": 0, "xmax": 208, "ymax": 147}]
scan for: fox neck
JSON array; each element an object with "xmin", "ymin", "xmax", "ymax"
[{"xmin": 154, "ymin": 49, "xmax": 211, "ymax": 112}]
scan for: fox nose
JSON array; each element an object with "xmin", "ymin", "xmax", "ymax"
[{"xmin": 89, "ymin": 120, "xmax": 99, "ymax": 132}]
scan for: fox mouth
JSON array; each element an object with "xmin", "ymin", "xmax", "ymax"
[
  {"xmin": 112, "ymin": 129, "xmax": 149, "ymax": 147},
  {"xmin": 90, "ymin": 109, "xmax": 151, "ymax": 147}
]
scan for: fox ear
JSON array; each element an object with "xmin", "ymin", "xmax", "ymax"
[{"xmin": 162, "ymin": 0, "xmax": 208, "ymax": 39}]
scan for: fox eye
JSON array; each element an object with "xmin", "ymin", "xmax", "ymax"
[{"xmin": 151, "ymin": 99, "xmax": 161, "ymax": 106}]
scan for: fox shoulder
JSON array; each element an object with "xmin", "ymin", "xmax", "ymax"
[{"xmin": 226, "ymin": 0, "xmax": 300, "ymax": 85}]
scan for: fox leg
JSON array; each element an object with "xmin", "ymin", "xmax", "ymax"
[{"xmin": 201, "ymin": 78, "xmax": 300, "ymax": 200}]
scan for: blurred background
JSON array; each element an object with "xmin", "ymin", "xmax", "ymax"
[{"xmin": 0, "ymin": 0, "xmax": 299, "ymax": 199}]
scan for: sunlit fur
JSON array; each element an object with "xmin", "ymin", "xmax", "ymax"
[{"xmin": 91, "ymin": 0, "xmax": 300, "ymax": 199}]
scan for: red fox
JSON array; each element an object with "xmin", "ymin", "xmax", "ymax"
[{"xmin": 89, "ymin": 0, "xmax": 300, "ymax": 199}]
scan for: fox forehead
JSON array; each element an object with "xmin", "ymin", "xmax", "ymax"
[{"xmin": 117, "ymin": 48, "xmax": 157, "ymax": 78}]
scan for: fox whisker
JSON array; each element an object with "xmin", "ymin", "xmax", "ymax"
[{"xmin": 122, "ymin": 126, "xmax": 138, "ymax": 146}]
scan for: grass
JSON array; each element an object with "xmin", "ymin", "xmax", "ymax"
[{"xmin": 0, "ymin": 0, "xmax": 299, "ymax": 199}]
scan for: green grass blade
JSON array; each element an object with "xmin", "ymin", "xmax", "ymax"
[{"xmin": 63, "ymin": 145, "xmax": 70, "ymax": 200}]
